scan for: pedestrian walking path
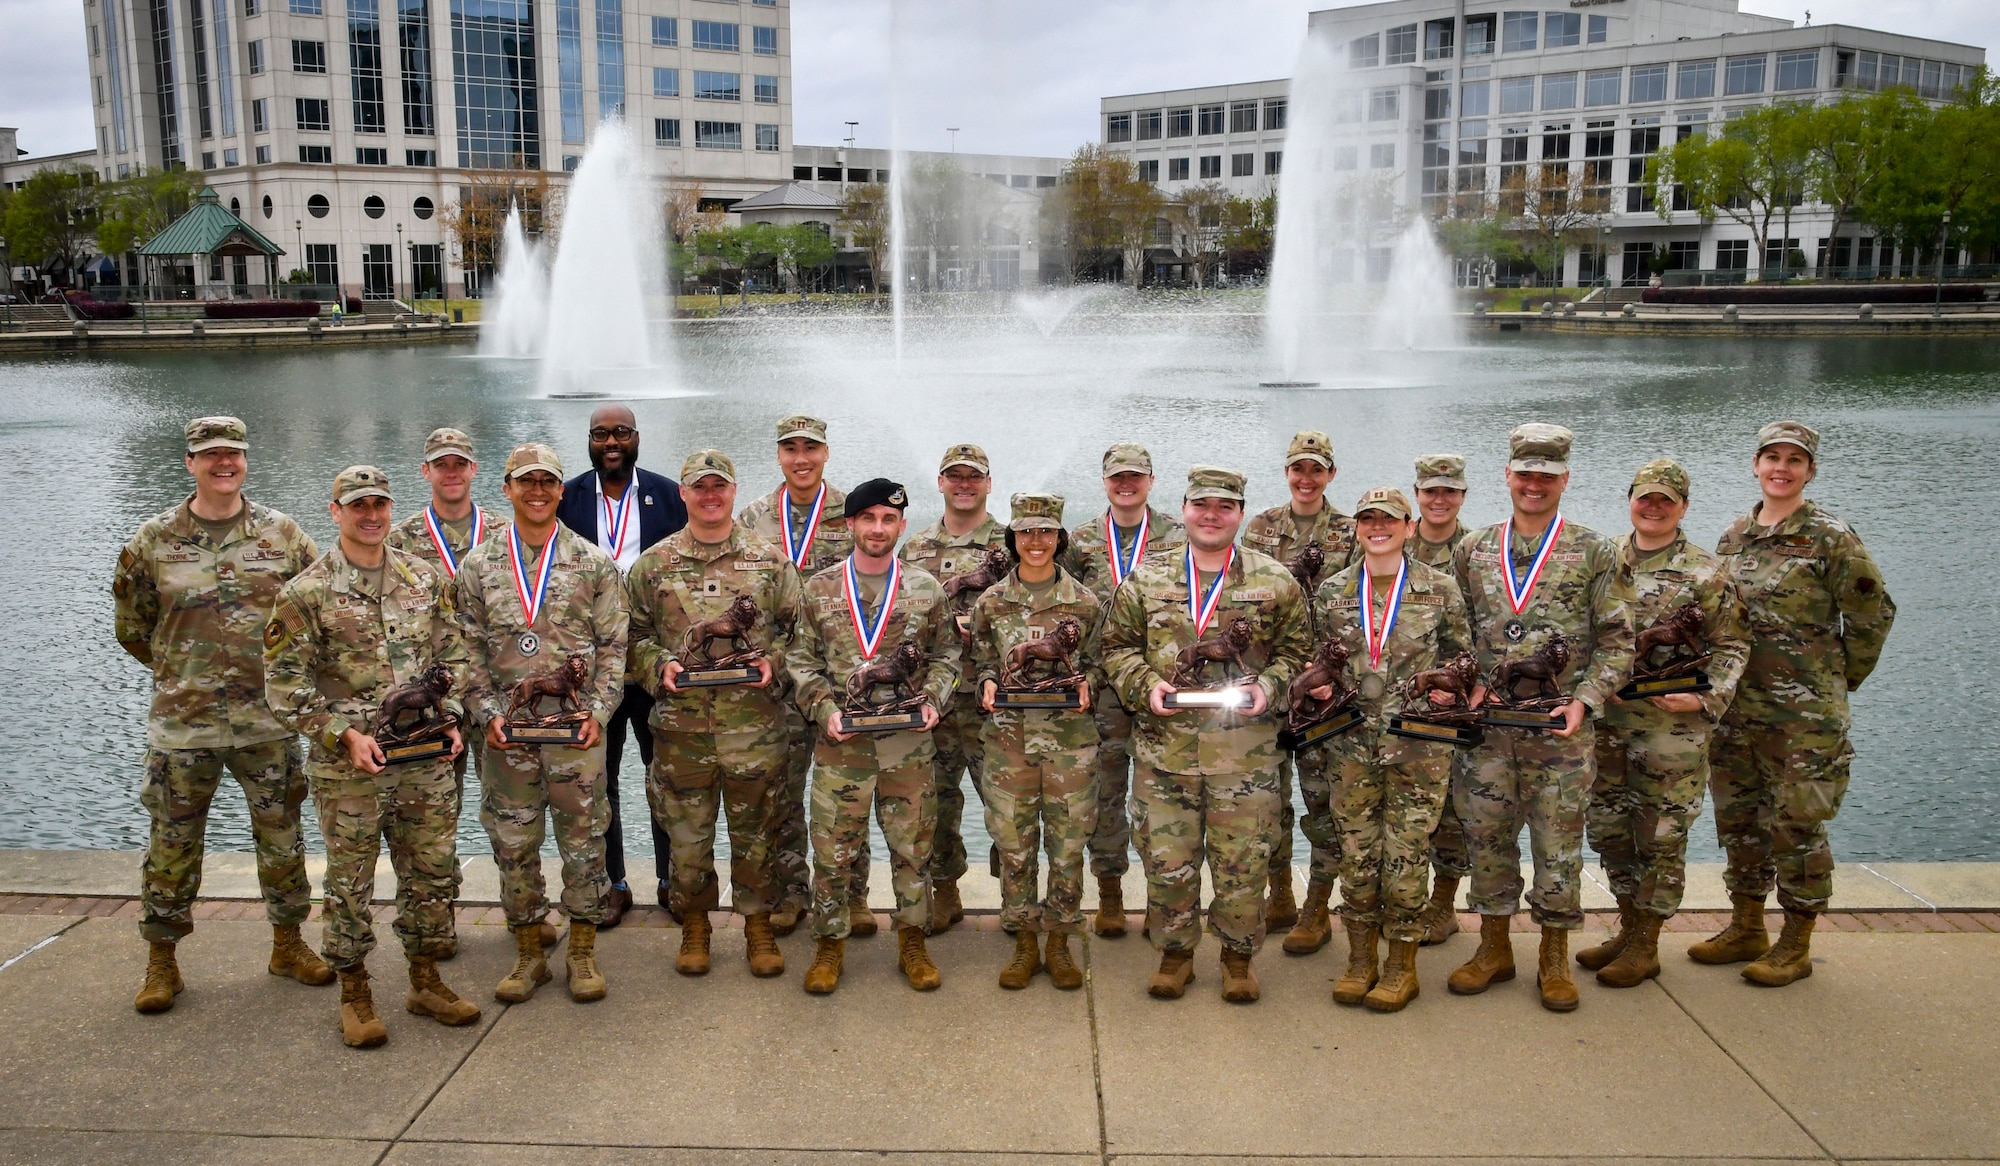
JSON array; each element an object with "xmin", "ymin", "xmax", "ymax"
[{"xmin": 1, "ymin": 849, "xmax": 1996, "ymax": 1164}]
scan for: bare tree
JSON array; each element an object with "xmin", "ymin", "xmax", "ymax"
[
  {"xmin": 440, "ymin": 168, "xmax": 552, "ymax": 291},
  {"xmin": 839, "ymin": 182, "xmax": 889, "ymax": 294},
  {"xmin": 1496, "ymin": 162, "xmax": 1611, "ymax": 285}
]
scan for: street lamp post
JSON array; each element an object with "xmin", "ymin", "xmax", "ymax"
[
  {"xmin": 1934, "ymin": 209, "xmax": 1952, "ymax": 320},
  {"xmin": 294, "ymin": 218, "xmax": 304, "ymax": 298},
  {"xmin": 946, "ymin": 127, "xmax": 959, "ymax": 154},
  {"xmin": 0, "ymin": 233, "xmax": 11, "ymax": 332},
  {"xmin": 395, "ymin": 222, "xmax": 404, "ymax": 305},
  {"xmin": 1600, "ymin": 224, "xmax": 1612, "ymax": 318}
]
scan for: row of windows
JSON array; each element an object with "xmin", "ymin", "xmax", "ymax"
[
  {"xmin": 1347, "ymin": 11, "xmax": 1609, "ymax": 68},
  {"xmin": 652, "ymin": 117, "xmax": 778, "ymax": 150},
  {"xmin": 1133, "ymin": 150, "xmax": 1283, "ymax": 183},
  {"xmin": 1833, "ymin": 51, "xmax": 1977, "ymax": 99},
  {"xmin": 1105, "ymin": 98, "xmax": 1287, "ymax": 143},
  {"xmin": 1429, "ymin": 51, "xmax": 1820, "ymax": 118},
  {"xmin": 648, "ymin": 17, "xmax": 778, "ymax": 54},
  {"xmin": 653, "ymin": 69, "xmax": 779, "ymax": 101}
]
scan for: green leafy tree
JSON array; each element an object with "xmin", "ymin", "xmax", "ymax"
[
  {"xmin": 1162, "ymin": 183, "xmax": 1232, "ymax": 289},
  {"xmin": 763, "ymin": 223, "xmax": 837, "ymax": 297},
  {"xmin": 1040, "ymin": 144, "xmax": 1163, "ymax": 286},
  {"xmin": 1649, "ymin": 105, "xmax": 1813, "ymax": 278},
  {"xmin": 695, "ymin": 225, "xmax": 761, "ymax": 307},
  {"xmin": 838, "ymin": 182, "xmax": 890, "ymax": 294},
  {"xmin": 1217, "ymin": 188, "xmax": 1276, "ymax": 278},
  {"xmin": 1802, "ymin": 89, "xmax": 1924, "ymax": 272},
  {"xmin": 1, "ymin": 164, "xmax": 99, "ymax": 285},
  {"xmin": 1856, "ymin": 71, "xmax": 2000, "ymax": 263},
  {"xmin": 95, "ymin": 167, "xmax": 206, "ymax": 256},
  {"xmin": 1435, "ymin": 202, "xmax": 1523, "ymax": 289}
]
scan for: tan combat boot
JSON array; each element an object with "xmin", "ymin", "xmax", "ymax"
[
  {"xmin": 537, "ymin": 915, "xmax": 562, "ymax": 950},
  {"xmin": 999, "ymin": 928, "xmax": 1042, "ymax": 990},
  {"xmin": 269, "ymin": 923, "xmax": 335, "ymax": 986},
  {"xmin": 337, "ymin": 967, "xmax": 388, "ymax": 1048},
  {"xmin": 1418, "ymin": 876, "xmax": 1461, "ymax": 945},
  {"xmin": 744, "ymin": 912, "xmax": 785, "ymax": 978},
  {"xmin": 566, "ymin": 920, "xmax": 607, "ymax": 1001},
  {"xmin": 804, "ymin": 937, "xmax": 844, "ymax": 994},
  {"xmin": 931, "ymin": 879, "xmax": 964, "ymax": 934},
  {"xmin": 1094, "ymin": 875, "xmax": 1128, "ymax": 937},
  {"xmin": 897, "ymin": 925, "xmax": 942, "ymax": 990},
  {"xmin": 1689, "ymin": 893, "xmax": 1770, "ymax": 965},
  {"xmin": 1046, "ymin": 931, "xmax": 1083, "ymax": 990},
  {"xmin": 769, "ymin": 900, "xmax": 804, "ymax": 938},
  {"xmin": 1332, "ymin": 918, "xmax": 1380, "ymax": 1006},
  {"xmin": 1598, "ymin": 914, "xmax": 1664, "ymax": 988},
  {"xmin": 1742, "ymin": 909, "xmax": 1816, "ymax": 987},
  {"xmin": 134, "ymin": 939, "xmax": 183, "ymax": 1014},
  {"xmin": 1282, "ymin": 880, "xmax": 1334, "ymax": 955},
  {"xmin": 1265, "ymin": 869, "xmax": 1300, "ymax": 932},
  {"xmin": 1578, "ymin": 895, "xmax": 1638, "ymax": 971},
  {"xmin": 1148, "ymin": 949, "xmax": 1196, "ymax": 999},
  {"xmin": 1537, "ymin": 926, "xmax": 1579, "ymax": 1012},
  {"xmin": 1447, "ymin": 914, "xmax": 1517, "ymax": 995},
  {"xmin": 495, "ymin": 923, "xmax": 551, "ymax": 1003},
  {"xmin": 1365, "ymin": 937, "xmax": 1421, "ymax": 1013},
  {"xmin": 676, "ymin": 911, "xmax": 712, "ymax": 976},
  {"xmin": 406, "ymin": 955, "xmax": 481, "ymax": 1025},
  {"xmin": 1220, "ymin": 948, "xmax": 1260, "ymax": 1003},
  {"xmin": 848, "ymin": 898, "xmax": 879, "ymax": 938}
]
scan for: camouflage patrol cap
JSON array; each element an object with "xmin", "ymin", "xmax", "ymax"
[
  {"xmin": 333, "ymin": 464, "xmax": 393, "ymax": 505},
  {"xmin": 776, "ymin": 414, "xmax": 829, "ymax": 444},
  {"xmin": 1102, "ymin": 442, "xmax": 1154, "ymax": 477},
  {"xmin": 1629, "ymin": 458, "xmax": 1690, "ymax": 504},
  {"xmin": 1756, "ymin": 419, "xmax": 1819, "ymax": 460},
  {"xmin": 1508, "ymin": 423, "xmax": 1573, "ymax": 474},
  {"xmin": 1285, "ymin": 430, "xmax": 1336, "ymax": 469},
  {"xmin": 1185, "ymin": 464, "xmax": 1246, "ymax": 502},
  {"xmin": 1414, "ymin": 453, "xmax": 1468, "ymax": 490},
  {"xmin": 504, "ymin": 442, "xmax": 564, "ymax": 481},
  {"xmin": 940, "ymin": 443, "xmax": 990, "ymax": 474},
  {"xmin": 185, "ymin": 415, "xmax": 248, "ymax": 453},
  {"xmin": 423, "ymin": 427, "xmax": 476, "ymax": 463},
  {"xmin": 1008, "ymin": 492, "xmax": 1065, "ymax": 531},
  {"xmin": 680, "ymin": 448, "xmax": 736, "ymax": 485},
  {"xmin": 1353, "ymin": 486, "xmax": 1412, "ymax": 521}
]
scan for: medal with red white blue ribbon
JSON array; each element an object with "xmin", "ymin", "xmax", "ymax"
[
  {"xmin": 508, "ymin": 525, "xmax": 557, "ymax": 655},
  {"xmin": 782, "ymin": 484, "xmax": 826, "ymax": 568},
  {"xmin": 423, "ymin": 504, "xmax": 484, "ymax": 578},
  {"xmin": 1105, "ymin": 509, "xmax": 1149, "ymax": 588},
  {"xmin": 1360, "ymin": 558, "xmax": 1407, "ymax": 670},
  {"xmin": 842, "ymin": 554, "xmax": 900, "ymax": 660},
  {"xmin": 598, "ymin": 477, "xmax": 636, "ymax": 561},
  {"xmin": 1500, "ymin": 512, "xmax": 1565, "ymax": 616},
  {"xmin": 1184, "ymin": 545, "xmax": 1234, "ymax": 637}
]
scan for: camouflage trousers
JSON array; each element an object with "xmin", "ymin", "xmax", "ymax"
[
  {"xmin": 1135, "ymin": 764, "xmax": 1280, "ymax": 956},
  {"xmin": 1285, "ymin": 747, "xmax": 1341, "ymax": 888},
  {"xmin": 980, "ymin": 741, "xmax": 1099, "ymax": 933},
  {"xmin": 808, "ymin": 739, "xmax": 936, "ymax": 940},
  {"xmin": 774, "ymin": 704, "xmax": 814, "ymax": 912},
  {"xmin": 1710, "ymin": 704, "xmax": 1851, "ymax": 915},
  {"xmin": 645, "ymin": 728, "xmax": 783, "ymax": 918},
  {"xmin": 477, "ymin": 737, "xmax": 611, "ymax": 928},
  {"xmin": 927, "ymin": 690, "xmax": 989, "ymax": 884},
  {"xmin": 1087, "ymin": 684, "xmax": 1138, "ymax": 878},
  {"xmin": 1589, "ymin": 718, "xmax": 1711, "ymax": 917},
  {"xmin": 311, "ymin": 761, "xmax": 460, "ymax": 969},
  {"xmin": 1329, "ymin": 736, "xmax": 1452, "ymax": 941},
  {"xmin": 1429, "ymin": 779, "xmax": 1471, "ymax": 880},
  {"xmin": 1457, "ymin": 722, "xmax": 1595, "ymax": 929},
  {"xmin": 139, "ymin": 739, "xmax": 312, "ymax": 943}
]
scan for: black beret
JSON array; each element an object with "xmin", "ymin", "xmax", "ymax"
[{"xmin": 844, "ymin": 478, "xmax": 909, "ymax": 517}]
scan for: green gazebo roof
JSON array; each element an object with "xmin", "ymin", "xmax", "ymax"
[{"xmin": 138, "ymin": 188, "xmax": 285, "ymax": 258}]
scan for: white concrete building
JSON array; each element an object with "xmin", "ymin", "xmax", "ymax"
[
  {"xmin": 1101, "ymin": 0, "xmax": 1985, "ymax": 285},
  {"xmin": 80, "ymin": 0, "xmax": 793, "ymax": 298},
  {"xmin": 0, "ymin": 127, "xmax": 97, "ymax": 192}
]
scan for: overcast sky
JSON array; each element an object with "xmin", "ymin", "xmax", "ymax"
[{"xmin": 3, "ymin": 0, "xmax": 1994, "ymax": 161}]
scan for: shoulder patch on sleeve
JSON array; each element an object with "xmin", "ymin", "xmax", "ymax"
[{"xmin": 1854, "ymin": 575, "xmax": 1877, "ymax": 594}]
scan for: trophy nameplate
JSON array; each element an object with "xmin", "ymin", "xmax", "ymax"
[
  {"xmin": 1620, "ymin": 601, "xmax": 1713, "ymax": 702},
  {"xmin": 373, "ymin": 661, "xmax": 459, "ymax": 767},
  {"xmin": 1278, "ymin": 705, "xmax": 1364, "ymax": 752},
  {"xmin": 679, "ymin": 664, "xmax": 762, "ymax": 688},
  {"xmin": 677, "ymin": 594, "xmax": 768, "ymax": 690},
  {"xmin": 843, "ymin": 708, "xmax": 928, "ymax": 734},
  {"xmin": 1618, "ymin": 672, "xmax": 1712, "ymax": 701},
  {"xmin": 1390, "ymin": 650, "xmax": 1485, "ymax": 746},
  {"xmin": 1164, "ymin": 688, "xmax": 1254, "ymax": 710},
  {"xmin": 993, "ymin": 688, "xmax": 1084, "ymax": 710},
  {"xmin": 1388, "ymin": 714, "xmax": 1484, "ymax": 747},
  {"xmin": 501, "ymin": 651, "xmax": 593, "ymax": 747},
  {"xmin": 500, "ymin": 720, "xmax": 589, "ymax": 746},
  {"xmin": 381, "ymin": 735, "xmax": 455, "ymax": 765},
  {"xmin": 1479, "ymin": 706, "xmax": 1568, "ymax": 732}
]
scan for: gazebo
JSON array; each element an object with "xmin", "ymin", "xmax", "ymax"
[{"xmin": 136, "ymin": 188, "xmax": 286, "ymax": 297}]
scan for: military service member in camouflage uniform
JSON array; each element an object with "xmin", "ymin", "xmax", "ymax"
[
  {"xmin": 968, "ymin": 493, "xmax": 1104, "ymax": 991},
  {"xmin": 114, "ymin": 416, "xmax": 332, "ymax": 1015},
  {"xmin": 1308, "ymin": 488, "xmax": 1472, "ymax": 1012},
  {"xmin": 1063, "ymin": 443, "xmax": 1186, "ymax": 939},
  {"xmin": 739, "ymin": 415, "xmax": 853, "ymax": 935},
  {"xmin": 1695, "ymin": 421, "xmax": 1895, "ymax": 987},
  {"xmin": 265, "ymin": 466, "xmax": 481, "ymax": 1048},
  {"xmin": 1409, "ymin": 453, "xmax": 1474, "ymax": 946},
  {"xmin": 627, "ymin": 450, "xmax": 800, "ymax": 979},
  {"xmin": 898, "ymin": 443, "xmax": 1009, "ymax": 933},
  {"xmin": 1448, "ymin": 424, "xmax": 1632, "ymax": 1012},
  {"xmin": 787, "ymin": 478, "xmax": 961, "ymax": 994},
  {"xmin": 1578, "ymin": 460, "xmax": 1750, "ymax": 990},
  {"xmin": 1244, "ymin": 431, "xmax": 1357, "ymax": 944},
  {"xmin": 456, "ymin": 443, "xmax": 627, "ymax": 1005},
  {"xmin": 1101, "ymin": 466, "xmax": 1312, "ymax": 1004}
]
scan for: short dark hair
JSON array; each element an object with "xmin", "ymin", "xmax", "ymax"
[{"xmin": 1004, "ymin": 527, "xmax": 1066, "ymax": 564}]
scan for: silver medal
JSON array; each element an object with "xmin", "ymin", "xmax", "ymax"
[
  {"xmin": 518, "ymin": 631, "xmax": 541, "ymax": 656},
  {"xmin": 1360, "ymin": 674, "xmax": 1387, "ymax": 700}
]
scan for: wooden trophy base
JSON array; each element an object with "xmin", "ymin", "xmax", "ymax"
[
  {"xmin": 679, "ymin": 665, "xmax": 762, "ymax": 688},
  {"xmin": 992, "ymin": 688, "xmax": 1084, "ymax": 711},
  {"xmin": 1480, "ymin": 706, "xmax": 1567, "ymax": 732},
  {"xmin": 1387, "ymin": 715, "xmax": 1484, "ymax": 747},
  {"xmin": 500, "ymin": 720, "xmax": 589, "ymax": 746},
  {"xmin": 380, "ymin": 735, "xmax": 455, "ymax": 766},
  {"xmin": 843, "ymin": 709, "xmax": 927, "ymax": 734},
  {"xmin": 1618, "ymin": 671, "xmax": 1712, "ymax": 701},
  {"xmin": 1164, "ymin": 688, "xmax": 1252, "ymax": 711},
  {"xmin": 1278, "ymin": 705, "xmax": 1364, "ymax": 752}
]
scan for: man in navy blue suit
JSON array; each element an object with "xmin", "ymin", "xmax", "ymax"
[{"xmin": 556, "ymin": 404, "xmax": 688, "ymax": 926}]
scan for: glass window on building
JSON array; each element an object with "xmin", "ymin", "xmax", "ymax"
[
  {"xmin": 1461, "ymin": 80, "xmax": 1490, "ymax": 116},
  {"xmin": 1370, "ymin": 143, "xmax": 1396, "ymax": 169},
  {"xmin": 356, "ymin": 146, "xmax": 388, "ymax": 164},
  {"xmin": 695, "ymin": 71, "xmax": 739, "ymax": 100},
  {"xmin": 1775, "ymin": 50, "xmax": 1818, "ymax": 91},
  {"xmin": 1501, "ymin": 12, "xmax": 1537, "ymax": 53},
  {"xmin": 1264, "ymin": 150, "xmax": 1281, "ymax": 174},
  {"xmin": 1350, "ymin": 33, "xmax": 1379, "ymax": 68},
  {"xmin": 1106, "ymin": 112, "xmax": 1131, "ymax": 142},
  {"xmin": 1167, "ymin": 157, "xmax": 1189, "ymax": 180},
  {"xmin": 349, "ymin": 0, "xmax": 387, "ymax": 134},
  {"xmin": 251, "ymin": 97, "xmax": 268, "ymax": 131},
  {"xmin": 753, "ymin": 25, "xmax": 776, "ymax": 54},
  {"xmin": 755, "ymin": 74, "xmax": 777, "ymax": 102},
  {"xmin": 596, "ymin": 0, "xmax": 624, "ymax": 121},
  {"xmin": 305, "ymin": 243, "xmax": 338, "ymax": 284},
  {"xmin": 1588, "ymin": 14, "xmax": 1608, "ymax": 43},
  {"xmin": 694, "ymin": 120, "xmax": 740, "ymax": 148},
  {"xmin": 296, "ymin": 96, "xmax": 330, "ymax": 129},
  {"xmin": 1167, "ymin": 107, "xmax": 1193, "ymax": 136},
  {"xmin": 1724, "ymin": 54, "xmax": 1766, "ymax": 96},
  {"xmin": 299, "ymin": 144, "xmax": 332, "ymax": 162},
  {"xmin": 1230, "ymin": 152, "xmax": 1253, "ymax": 177},
  {"xmin": 1368, "ymin": 87, "xmax": 1399, "ymax": 121},
  {"xmin": 290, "ymin": 0, "xmax": 321, "ymax": 13},
  {"xmin": 651, "ymin": 16, "xmax": 675, "ymax": 45},
  {"xmin": 1198, "ymin": 104, "xmax": 1224, "ymax": 135},
  {"xmin": 1424, "ymin": 85, "xmax": 1450, "ymax": 119},
  {"xmin": 399, "ymin": 0, "xmax": 437, "ymax": 135},
  {"xmin": 293, "ymin": 39, "xmax": 327, "ymax": 71},
  {"xmin": 1919, "ymin": 58, "xmax": 1943, "ymax": 99},
  {"xmin": 1676, "ymin": 59, "xmax": 1716, "ymax": 99},
  {"xmin": 362, "ymin": 243, "xmax": 394, "ymax": 299},
  {"xmin": 1584, "ymin": 68, "xmax": 1620, "ymax": 106},
  {"xmin": 1425, "ymin": 18, "xmax": 1453, "ymax": 60},
  {"xmin": 1544, "ymin": 12, "xmax": 1580, "ymax": 48},
  {"xmin": 1499, "ymin": 76, "xmax": 1533, "ymax": 114},
  {"xmin": 1464, "ymin": 13, "xmax": 1495, "ymax": 56},
  {"xmin": 654, "ymin": 117, "xmax": 680, "ymax": 145},
  {"xmin": 1629, "ymin": 63, "xmax": 1666, "ymax": 103},
  {"xmin": 1542, "ymin": 73, "xmax": 1576, "ymax": 110},
  {"xmin": 1386, "ymin": 23, "xmax": 1417, "ymax": 64},
  {"xmin": 248, "ymin": 38, "xmax": 263, "ymax": 73},
  {"xmin": 1199, "ymin": 154, "xmax": 1221, "ymax": 178},
  {"xmin": 1263, "ymin": 98, "xmax": 1287, "ymax": 130},
  {"xmin": 756, "ymin": 123, "xmax": 778, "ymax": 151},
  {"xmin": 1715, "ymin": 239, "xmax": 1749, "ymax": 270},
  {"xmin": 407, "ymin": 148, "xmax": 436, "ymax": 164},
  {"xmin": 1137, "ymin": 159, "xmax": 1159, "ymax": 182},
  {"xmin": 1230, "ymin": 101, "xmax": 1257, "ymax": 133},
  {"xmin": 691, "ymin": 20, "xmax": 737, "ymax": 52},
  {"xmin": 1136, "ymin": 109, "xmax": 1162, "ymax": 140},
  {"xmin": 451, "ymin": 0, "xmax": 541, "ymax": 168},
  {"xmin": 654, "ymin": 67, "xmax": 678, "ymax": 97}
]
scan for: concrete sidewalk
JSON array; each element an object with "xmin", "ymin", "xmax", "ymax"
[{"xmin": 0, "ymin": 852, "xmax": 1998, "ymax": 1163}]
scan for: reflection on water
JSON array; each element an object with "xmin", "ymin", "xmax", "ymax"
[{"xmin": 3, "ymin": 319, "xmax": 1994, "ymax": 863}]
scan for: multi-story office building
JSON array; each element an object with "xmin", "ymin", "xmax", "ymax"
[
  {"xmin": 80, "ymin": 0, "xmax": 792, "ymax": 297},
  {"xmin": 1101, "ymin": 0, "xmax": 1984, "ymax": 285}
]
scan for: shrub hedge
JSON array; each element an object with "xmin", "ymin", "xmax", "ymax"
[{"xmin": 1643, "ymin": 284, "xmax": 1987, "ymax": 306}]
